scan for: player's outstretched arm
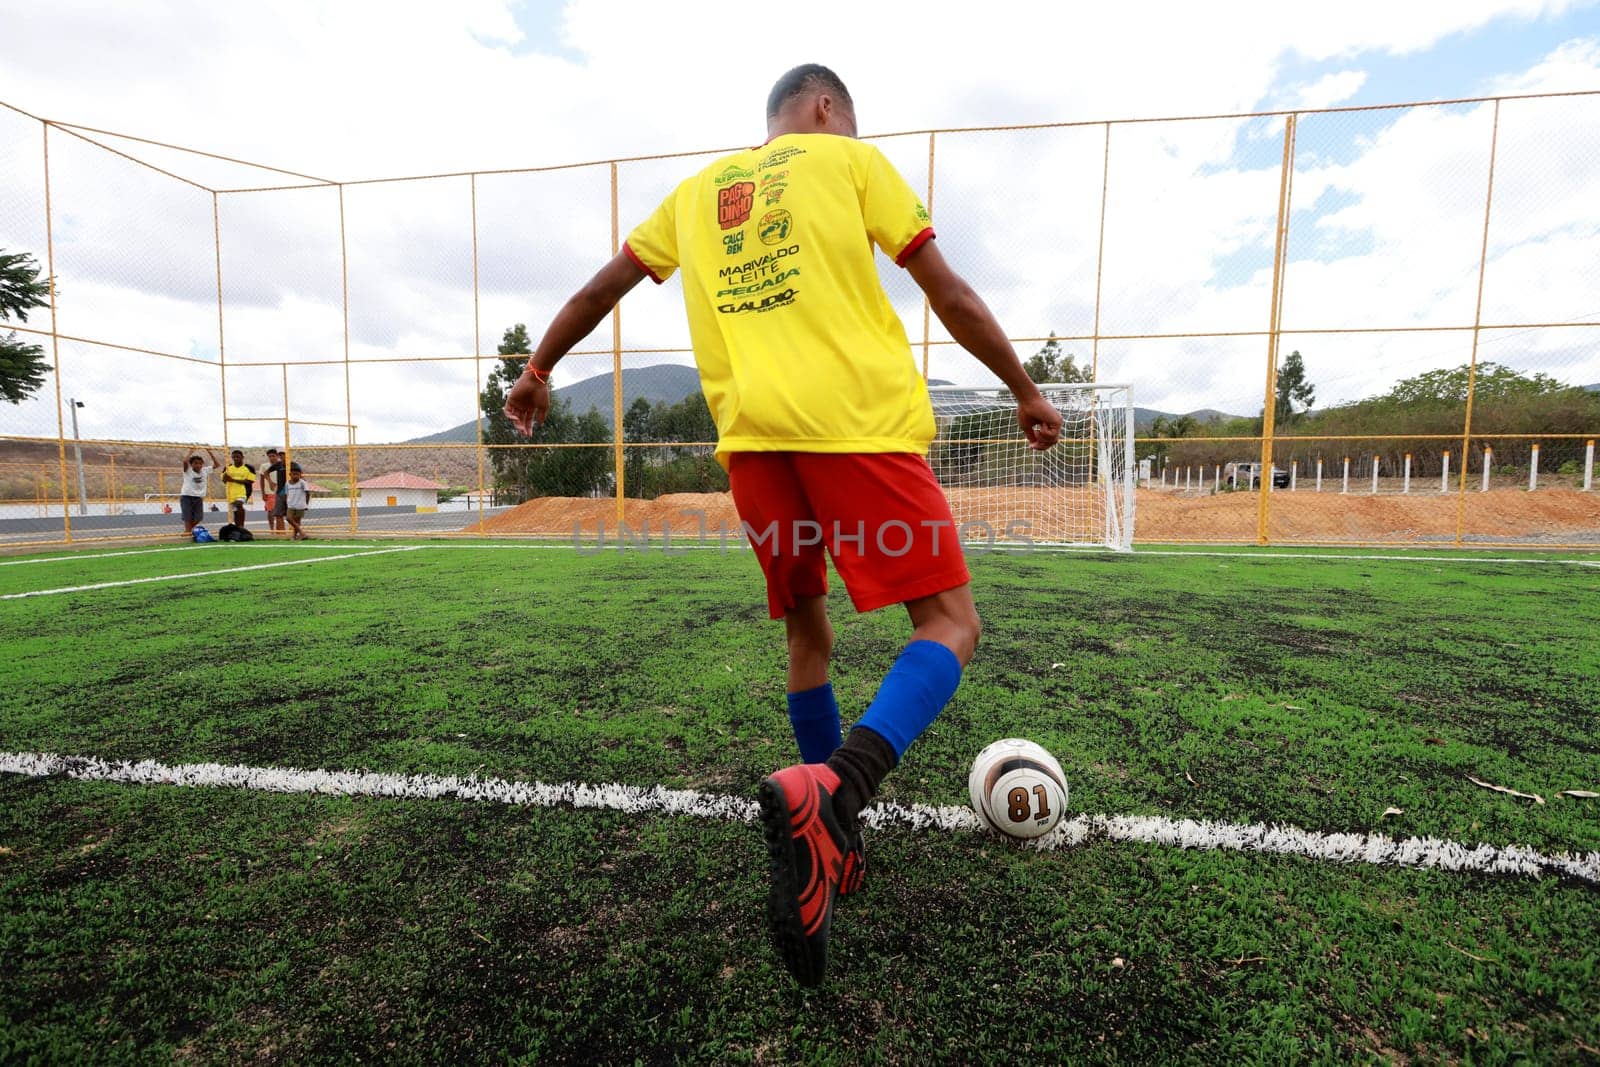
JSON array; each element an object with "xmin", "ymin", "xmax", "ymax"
[
  {"xmin": 503, "ymin": 252, "xmax": 650, "ymax": 436},
  {"xmin": 904, "ymin": 241, "xmax": 1063, "ymax": 451}
]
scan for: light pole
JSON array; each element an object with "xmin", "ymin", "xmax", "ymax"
[{"xmin": 69, "ymin": 397, "xmax": 88, "ymax": 517}]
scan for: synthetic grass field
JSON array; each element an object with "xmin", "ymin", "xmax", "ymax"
[{"xmin": 2, "ymin": 540, "xmax": 1598, "ymax": 1063}]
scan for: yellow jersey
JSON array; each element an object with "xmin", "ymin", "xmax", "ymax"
[
  {"xmin": 624, "ymin": 133, "xmax": 936, "ymax": 466},
  {"xmin": 223, "ymin": 463, "xmax": 252, "ymax": 503}
]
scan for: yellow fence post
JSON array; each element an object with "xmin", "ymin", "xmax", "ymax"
[
  {"xmin": 471, "ymin": 173, "xmax": 485, "ymax": 534},
  {"xmin": 920, "ymin": 132, "xmax": 935, "ymax": 382},
  {"xmin": 610, "ymin": 161, "xmax": 625, "ymax": 527},
  {"xmin": 1256, "ymin": 114, "xmax": 1297, "ymax": 546},
  {"xmin": 41, "ymin": 122, "xmax": 74, "ymax": 543},
  {"xmin": 1455, "ymin": 99, "xmax": 1501, "ymax": 547},
  {"xmin": 339, "ymin": 184, "xmax": 358, "ymax": 535},
  {"xmin": 1091, "ymin": 122, "xmax": 1111, "ymax": 384},
  {"xmin": 213, "ymin": 191, "xmax": 230, "ymax": 466}
]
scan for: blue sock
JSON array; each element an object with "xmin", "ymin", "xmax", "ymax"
[
  {"xmin": 855, "ymin": 640, "xmax": 964, "ymax": 759},
  {"xmin": 787, "ymin": 682, "xmax": 842, "ymax": 764}
]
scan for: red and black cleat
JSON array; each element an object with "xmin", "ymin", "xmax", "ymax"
[
  {"xmin": 757, "ymin": 763, "xmax": 851, "ymax": 987},
  {"xmin": 838, "ymin": 828, "xmax": 865, "ymax": 897}
]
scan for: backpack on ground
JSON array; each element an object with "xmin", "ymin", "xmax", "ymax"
[
  {"xmin": 192, "ymin": 525, "xmax": 215, "ymax": 543},
  {"xmin": 217, "ymin": 523, "xmax": 253, "ymax": 542}
]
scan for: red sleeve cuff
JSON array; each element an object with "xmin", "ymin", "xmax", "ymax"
[
  {"xmin": 623, "ymin": 241, "xmax": 665, "ymax": 284},
  {"xmin": 894, "ymin": 227, "xmax": 935, "ymax": 268}
]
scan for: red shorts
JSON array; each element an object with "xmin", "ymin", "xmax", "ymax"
[
  {"xmin": 728, "ymin": 452, "xmax": 970, "ymax": 619},
  {"xmin": 262, "ymin": 494, "xmax": 276, "ymax": 512}
]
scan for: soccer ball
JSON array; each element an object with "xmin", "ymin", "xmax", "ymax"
[{"xmin": 967, "ymin": 738, "xmax": 1069, "ymax": 840}]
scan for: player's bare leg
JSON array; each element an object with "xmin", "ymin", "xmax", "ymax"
[
  {"xmin": 784, "ymin": 594, "xmax": 832, "ymax": 692},
  {"xmin": 903, "ymin": 583, "xmax": 981, "ymax": 666}
]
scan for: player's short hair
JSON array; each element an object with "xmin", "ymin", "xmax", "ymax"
[{"xmin": 766, "ymin": 64, "xmax": 853, "ymax": 120}]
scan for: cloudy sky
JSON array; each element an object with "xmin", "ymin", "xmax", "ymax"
[{"xmin": 2, "ymin": 0, "xmax": 1598, "ymax": 445}]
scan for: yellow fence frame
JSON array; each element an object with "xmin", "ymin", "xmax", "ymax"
[{"xmin": 3, "ymin": 89, "xmax": 1598, "ymax": 547}]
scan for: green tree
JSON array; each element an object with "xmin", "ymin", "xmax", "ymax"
[
  {"xmin": 1273, "ymin": 349, "xmax": 1315, "ymax": 426},
  {"xmin": 1147, "ymin": 413, "xmax": 1198, "ymax": 465},
  {"xmin": 477, "ymin": 324, "xmax": 611, "ymax": 500},
  {"xmin": 1, "ymin": 249, "xmax": 52, "ymax": 404},
  {"xmin": 622, "ymin": 392, "xmax": 725, "ymax": 497},
  {"xmin": 1022, "ymin": 333, "xmax": 1089, "ymax": 385}
]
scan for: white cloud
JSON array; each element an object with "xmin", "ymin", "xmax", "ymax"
[{"xmin": 1290, "ymin": 71, "xmax": 1370, "ymax": 110}]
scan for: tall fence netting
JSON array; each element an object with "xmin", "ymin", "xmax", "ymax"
[{"xmin": 0, "ymin": 92, "xmax": 1595, "ymax": 548}]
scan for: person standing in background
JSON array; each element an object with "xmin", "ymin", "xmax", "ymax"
[{"xmin": 177, "ymin": 447, "xmax": 222, "ymax": 536}]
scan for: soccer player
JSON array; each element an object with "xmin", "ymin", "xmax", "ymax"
[
  {"xmin": 283, "ymin": 463, "xmax": 311, "ymax": 540},
  {"xmin": 261, "ymin": 448, "xmax": 288, "ymax": 534},
  {"xmin": 222, "ymin": 449, "xmax": 253, "ymax": 531},
  {"xmin": 177, "ymin": 447, "xmax": 222, "ymax": 536},
  {"xmin": 504, "ymin": 64, "xmax": 1063, "ymax": 987}
]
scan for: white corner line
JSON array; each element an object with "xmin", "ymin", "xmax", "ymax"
[
  {"xmin": 0, "ymin": 546, "xmax": 426, "ymax": 600},
  {"xmin": 0, "ymin": 545, "xmax": 207, "ymax": 566},
  {"xmin": 2, "ymin": 752, "xmax": 1593, "ymax": 885}
]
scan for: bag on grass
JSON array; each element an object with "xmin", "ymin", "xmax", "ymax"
[
  {"xmin": 217, "ymin": 523, "xmax": 253, "ymax": 542},
  {"xmin": 192, "ymin": 525, "xmax": 215, "ymax": 543}
]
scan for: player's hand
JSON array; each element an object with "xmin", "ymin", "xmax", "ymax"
[
  {"xmin": 503, "ymin": 372, "xmax": 550, "ymax": 436},
  {"xmin": 1017, "ymin": 395, "xmax": 1064, "ymax": 451}
]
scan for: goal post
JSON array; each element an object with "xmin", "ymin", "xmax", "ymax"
[{"xmin": 927, "ymin": 382, "xmax": 1135, "ymax": 551}]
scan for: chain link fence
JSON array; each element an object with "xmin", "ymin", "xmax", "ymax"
[{"xmin": 1, "ymin": 91, "xmax": 1596, "ymax": 549}]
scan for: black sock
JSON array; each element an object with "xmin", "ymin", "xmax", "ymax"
[{"xmin": 825, "ymin": 726, "xmax": 898, "ymax": 830}]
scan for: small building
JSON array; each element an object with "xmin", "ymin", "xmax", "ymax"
[{"xmin": 355, "ymin": 472, "xmax": 447, "ymax": 509}]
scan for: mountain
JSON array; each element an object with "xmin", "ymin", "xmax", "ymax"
[
  {"xmin": 405, "ymin": 362, "xmax": 1245, "ymax": 443},
  {"xmin": 406, "ymin": 364, "xmax": 705, "ymax": 443},
  {"xmin": 1585, "ymin": 383, "xmax": 1600, "ymax": 393},
  {"xmin": 1133, "ymin": 407, "xmax": 1247, "ymax": 432},
  {"xmin": 407, "ymin": 366, "xmax": 958, "ymax": 442}
]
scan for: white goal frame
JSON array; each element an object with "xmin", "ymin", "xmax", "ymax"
[{"xmin": 927, "ymin": 382, "xmax": 1136, "ymax": 551}]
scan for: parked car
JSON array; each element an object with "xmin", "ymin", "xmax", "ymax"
[{"xmin": 1224, "ymin": 461, "xmax": 1290, "ymax": 489}]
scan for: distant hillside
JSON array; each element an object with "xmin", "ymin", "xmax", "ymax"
[
  {"xmin": 405, "ymin": 364, "xmax": 1250, "ymax": 443},
  {"xmin": 1132, "ymin": 407, "xmax": 1246, "ymax": 432},
  {"xmin": 407, "ymin": 364, "xmax": 704, "ymax": 443},
  {"xmin": 1585, "ymin": 382, "xmax": 1600, "ymax": 393},
  {"xmin": 408, "ymin": 366, "xmax": 960, "ymax": 441}
]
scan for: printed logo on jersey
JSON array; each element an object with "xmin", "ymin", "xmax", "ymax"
[
  {"xmin": 714, "ymin": 163, "xmax": 755, "ymax": 186},
  {"xmin": 759, "ymin": 170, "xmax": 789, "ymax": 206},
  {"xmin": 759, "ymin": 145, "xmax": 807, "ymax": 168},
  {"xmin": 723, "ymin": 231, "xmax": 746, "ymax": 255},
  {"xmin": 757, "ymin": 208, "xmax": 793, "ymax": 246},
  {"xmin": 717, "ymin": 288, "xmax": 798, "ymax": 315},
  {"xmin": 718, "ymin": 182, "xmax": 755, "ymax": 230}
]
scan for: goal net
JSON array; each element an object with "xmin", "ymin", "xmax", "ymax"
[{"xmin": 927, "ymin": 383, "xmax": 1135, "ymax": 550}]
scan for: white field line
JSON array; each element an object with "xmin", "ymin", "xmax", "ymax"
[
  {"xmin": 0, "ymin": 545, "xmax": 206, "ymax": 567},
  {"xmin": 111, "ymin": 540, "xmax": 1600, "ymax": 567},
  {"xmin": 1, "ymin": 542, "xmax": 368, "ymax": 564},
  {"xmin": 0, "ymin": 546, "xmax": 425, "ymax": 600},
  {"xmin": 2, "ymin": 751, "xmax": 1594, "ymax": 885}
]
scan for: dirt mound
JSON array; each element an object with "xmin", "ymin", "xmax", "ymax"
[
  {"xmin": 470, "ymin": 487, "xmax": 1600, "ymax": 544},
  {"xmin": 472, "ymin": 493, "xmax": 741, "ymax": 538}
]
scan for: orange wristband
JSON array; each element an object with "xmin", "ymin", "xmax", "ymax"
[{"xmin": 526, "ymin": 364, "xmax": 550, "ymax": 383}]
